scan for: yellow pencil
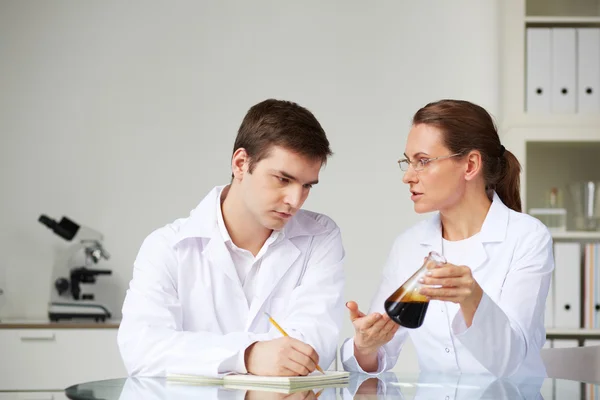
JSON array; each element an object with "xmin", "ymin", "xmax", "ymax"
[{"xmin": 264, "ymin": 312, "xmax": 325, "ymax": 374}]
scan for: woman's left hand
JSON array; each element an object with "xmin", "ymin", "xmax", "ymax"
[{"xmin": 418, "ymin": 263, "xmax": 483, "ymax": 310}]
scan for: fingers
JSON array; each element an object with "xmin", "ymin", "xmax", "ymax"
[
  {"xmin": 365, "ymin": 312, "xmax": 384, "ymax": 327},
  {"xmin": 419, "ymin": 286, "xmax": 470, "ymax": 300},
  {"xmin": 290, "ymin": 339, "xmax": 320, "ymax": 367},
  {"xmin": 380, "ymin": 318, "xmax": 399, "ymax": 337},
  {"xmin": 287, "ymin": 347, "xmax": 317, "ymax": 375},
  {"xmin": 421, "ymin": 277, "xmax": 461, "ymax": 288},
  {"xmin": 425, "ymin": 265, "xmax": 470, "ymax": 278},
  {"xmin": 420, "ymin": 265, "xmax": 473, "ymax": 289},
  {"xmin": 359, "ymin": 313, "xmax": 390, "ymax": 333},
  {"xmin": 279, "ymin": 363, "xmax": 306, "ymax": 377},
  {"xmin": 346, "ymin": 301, "xmax": 365, "ymax": 321}
]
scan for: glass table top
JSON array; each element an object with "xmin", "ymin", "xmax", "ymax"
[{"xmin": 65, "ymin": 372, "xmax": 600, "ymax": 399}]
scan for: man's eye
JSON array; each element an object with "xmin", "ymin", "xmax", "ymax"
[
  {"xmin": 278, "ymin": 177, "xmax": 290, "ymax": 184},
  {"xmin": 303, "ymin": 184, "xmax": 313, "ymax": 189}
]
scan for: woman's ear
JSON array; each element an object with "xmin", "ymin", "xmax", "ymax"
[
  {"xmin": 464, "ymin": 150, "xmax": 482, "ymax": 181},
  {"xmin": 231, "ymin": 148, "xmax": 249, "ymax": 181}
]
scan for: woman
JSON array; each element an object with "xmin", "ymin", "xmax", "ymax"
[{"xmin": 341, "ymin": 99, "xmax": 553, "ymax": 377}]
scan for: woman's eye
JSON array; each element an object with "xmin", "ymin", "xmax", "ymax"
[{"xmin": 419, "ymin": 159, "xmax": 429, "ymax": 167}]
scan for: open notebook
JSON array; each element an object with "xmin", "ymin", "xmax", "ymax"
[{"xmin": 167, "ymin": 370, "xmax": 350, "ymax": 392}]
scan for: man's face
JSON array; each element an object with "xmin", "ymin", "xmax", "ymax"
[{"xmin": 237, "ymin": 146, "xmax": 322, "ymax": 231}]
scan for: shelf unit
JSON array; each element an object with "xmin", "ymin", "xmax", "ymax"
[
  {"xmin": 551, "ymin": 231, "xmax": 600, "ymax": 240},
  {"xmin": 525, "ymin": 16, "xmax": 600, "ymax": 24},
  {"xmin": 546, "ymin": 328, "xmax": 600, "ymax": 338},
  {"xmin": 500, "ymin": 0, "xmax": 600, "ymax": 130},
  {"xmin": 500, "ymin": 0, "xmax": 600, "ymax": 344}
]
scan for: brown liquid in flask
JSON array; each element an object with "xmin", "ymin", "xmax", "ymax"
[{"xmin": 385, "ymin": 251, "xmax": 446, "ymax": 328}]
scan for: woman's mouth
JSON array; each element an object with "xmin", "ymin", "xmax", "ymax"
[{"xmin": 410, "ymin": 191, "xmax": 423, "ymax": 201}]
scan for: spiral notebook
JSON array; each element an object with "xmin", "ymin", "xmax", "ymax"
[{"xmin": 167, "ymin": 370, "xmax": 350, "ymax": 391}]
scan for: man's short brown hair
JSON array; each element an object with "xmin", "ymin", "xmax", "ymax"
[{"xmin": 233, "ymin": 99, "xmax": 332, "ymax": 174}]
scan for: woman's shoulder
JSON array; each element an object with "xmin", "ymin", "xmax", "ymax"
[
  {"xmin": 391, "ymin": 214, "xmax": 438, "ymax": 248},
  {"xmin": 507, "ymin": 208, "xmax": 552, "ymax": 241}
]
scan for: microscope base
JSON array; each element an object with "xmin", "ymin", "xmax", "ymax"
[{"xmin": 48, "ymin": 302, "xmax": 112, "ymax": 323}]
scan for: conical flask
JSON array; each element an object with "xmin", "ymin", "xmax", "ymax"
[{"xmin": 384, "ymin": 251, "xmax": 446, "ymax": 328}]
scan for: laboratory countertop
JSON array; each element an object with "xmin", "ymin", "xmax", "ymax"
[{"xmin": 0, "ymin": 319, "xmax": 120, "ymax": 329}]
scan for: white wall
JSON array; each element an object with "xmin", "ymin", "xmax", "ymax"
[{"xmin": 0, "ymin": 0, "xmax": 499, "ymax": 345}]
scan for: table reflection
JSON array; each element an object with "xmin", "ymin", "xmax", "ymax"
[{"xmin": 65, "ymin": 372, "xmax": 598, "ymax": 399}]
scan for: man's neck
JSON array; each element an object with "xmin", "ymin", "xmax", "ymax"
[
  {"xmin": 220, "ymin": 185, "xmax": 272, "ymax": 256},
  {"xmin": 440, "ymin": 187, "xmax": 492, "ymax": 241}
]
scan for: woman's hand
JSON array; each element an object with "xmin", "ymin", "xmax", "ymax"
[
  {"xmin": 346, "ymin": 301, "xmax": 399, "ymax": 372},
  {"xmin": 418, "ymin": 263, "xmax": 483, "ymax": 326},
  {"xmin": 346, "ymin": 301, "xmax": 399, "ymax": 354}
]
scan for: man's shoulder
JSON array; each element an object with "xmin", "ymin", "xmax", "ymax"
[
  {"xmin": 141, "ymin": 216, "xmax": 190, "ymax": 249},
  {"xmin": 291, "ymin": 209, "xmax": 339, "ymax": 237}
]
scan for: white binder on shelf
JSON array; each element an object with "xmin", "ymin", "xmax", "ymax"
[
  {"xmin": 554, "ymin": 242, "xmax": 581, "ymax": 329},
  {"xmin": 551, "ymin": 28, "xmax": 577, "ymax": 114},
  {"xmin": 577, "ymin": 28, "xmax": 600, "ymax": 113},
  {"xmin": 526, "ymin": 28, "xmax": 551, "ymax": 113},
  {"xmin": 545, "ymin": 271, "xmax": 555, "ymax": 328},
  {"xmin": 584, "ymin": 243, "xmax": 599, "ymax": 329}
]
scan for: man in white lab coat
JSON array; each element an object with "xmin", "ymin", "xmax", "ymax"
[{"xmin": 118, "ymin": 99, "xmax": 345, "ymax": 378}]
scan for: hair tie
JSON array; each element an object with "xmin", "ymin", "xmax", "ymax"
[{"xmin": 499, "ymin": 145, "xmax": 506, "ymax": 157}]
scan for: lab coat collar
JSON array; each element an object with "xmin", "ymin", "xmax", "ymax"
[
  {"xmin": 174, "ymin": 185, "xmax": 328, "ymax": 244},
  {"xmin": 419, "ymin": 193, "xmax": 510, "ymax": 270}
]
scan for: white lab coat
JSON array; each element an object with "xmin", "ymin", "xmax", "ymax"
[
  {"xmin": 342, "ymin": 193, "xmax": 554, "ymax": 378},
  {"xmin": 118, "ymin": 186, "xmax": 345, "ymax": 377}
]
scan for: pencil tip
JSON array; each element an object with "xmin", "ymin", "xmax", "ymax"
[{"xmin": 264, "ymin": 311, "xmax": 272, "ymax": 318}]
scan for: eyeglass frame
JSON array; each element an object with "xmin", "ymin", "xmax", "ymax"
[{"xmin": 398, "ymin": 152, "xmax": 463, "ymax": 172}]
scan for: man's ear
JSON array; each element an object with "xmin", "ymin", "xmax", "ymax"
[
  {"xmin": 231, "ymin": 148, "xmax": 249, "ymax": 181},
  {"xmin": 464, "ymin": 150, "xmax": 482, "ymax": 182}
]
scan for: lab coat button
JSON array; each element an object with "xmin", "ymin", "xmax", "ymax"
[{"xmin": 445, "ymin": 348, "xmax": 450, "ymax": 353}]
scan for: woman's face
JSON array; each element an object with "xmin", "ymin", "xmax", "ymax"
[{"xmin": 401, "ymin": 124, "xmax": 468, "ymax": 214}]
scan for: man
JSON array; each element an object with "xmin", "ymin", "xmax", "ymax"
[{"xmin": 118, "ymin": 99, "xmax": 345, "ymax": 378}]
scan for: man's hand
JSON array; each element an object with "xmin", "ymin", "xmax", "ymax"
[{"xmin": 245, "ymin": 337, "xmax": 320, "ymax": 376}]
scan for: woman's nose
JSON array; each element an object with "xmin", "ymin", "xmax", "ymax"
[{"xmin": 402, "ymin": 167, "xmax": 417, "ymax": 184}]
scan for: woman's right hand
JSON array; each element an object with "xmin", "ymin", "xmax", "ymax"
[{"xmin": 346, "ymin": 301, "xmax": 399, "ymax": 355}]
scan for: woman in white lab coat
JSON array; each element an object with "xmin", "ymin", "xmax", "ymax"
[{"xmin": 341, "ymin": 99, "xmax": 554, "ymax": 377}]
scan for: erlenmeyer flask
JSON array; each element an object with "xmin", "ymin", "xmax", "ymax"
[{"xmin": 384, "ymin": 251, "xmax": 446, "ymax": 328}]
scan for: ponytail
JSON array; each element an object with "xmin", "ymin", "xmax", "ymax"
[{"xmin": 495, "ymin": 150, "xmax": 522, "ymax": 212}]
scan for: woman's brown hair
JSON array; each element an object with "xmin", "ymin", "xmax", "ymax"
[{"xmin": 412, "ymin": 99, "xmax": 522, "ymax": 212}]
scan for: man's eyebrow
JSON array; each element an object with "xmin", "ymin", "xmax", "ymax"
[{"xmin": 276, "ymin": 170, "xmax": 319, "ymax": 185}]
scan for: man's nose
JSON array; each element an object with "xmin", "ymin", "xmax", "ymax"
[{"xmin": 284, "ymin": 185, "xmax": 304, "ymax": 209}]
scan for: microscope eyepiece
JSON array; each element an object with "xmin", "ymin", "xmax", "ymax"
[{"xmin": 38, "ymin": 215, "xmax": 80, "ymax": 241}]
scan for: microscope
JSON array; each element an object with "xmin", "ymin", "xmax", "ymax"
[{"xmin": 39, "ymin": 214, "xmax": 113, "ymax": 322}]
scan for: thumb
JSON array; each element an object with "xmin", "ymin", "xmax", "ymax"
[{"xmin": 346, "ymin": 301, "xmax": 365, "ymax": 321}]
